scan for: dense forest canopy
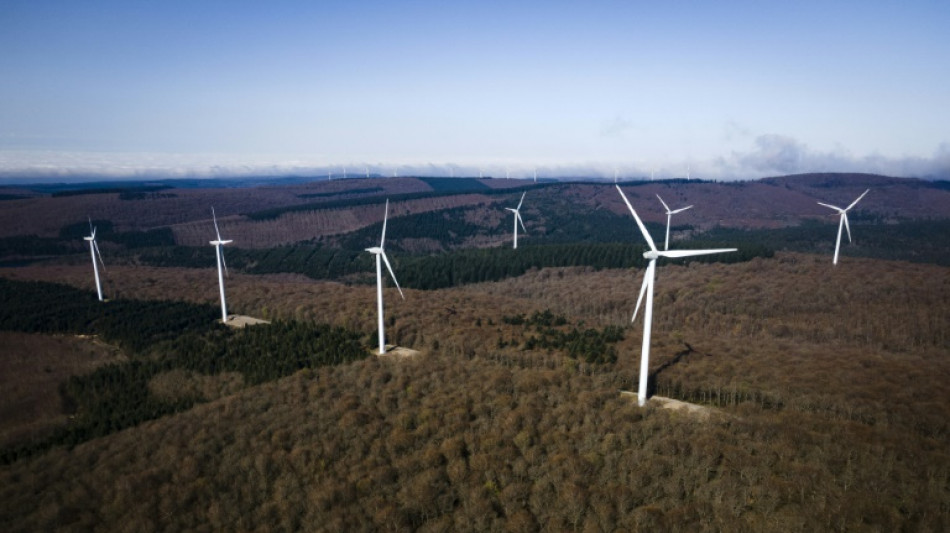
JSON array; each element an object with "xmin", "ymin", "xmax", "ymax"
[{"xmin": 0, "ymin": 174, "xmax": 948, "ymax": 531}]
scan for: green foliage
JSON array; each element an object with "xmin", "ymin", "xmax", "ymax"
[
  {"xmin": 702, "ymin": 218, "xmax": 950, "ymax": 266},
  {"xmin": 49, "ymin": 185, "xmax": 174, "ymax": 198},
  {"xmin": 0, "ymin": 193, "xmax": 30, "ymax": 201},
  {"xmin": 297, "ymin": 186, "xmax": 384, "ymax": 198},
  {"xmin": 0, "ymin": 279, "xmax": 367, "ymax": 464},
  {"xmin": 0, "ymin": 235, "xmax": 75, "ymax": 258},
  {"xmin": 502, "ymin": 309, "xmax": 623, "ymax": 364},
  {"xmin": 59, "ymin": 220, "xmax": 174, "ymax": 248},
  {"xmin": 416, "ymin": 177, "xmax": 490, "ymax": 192}
]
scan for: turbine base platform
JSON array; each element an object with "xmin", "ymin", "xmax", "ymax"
[
  {"xmin": 376, "ymin": 345, "xmax": 420, "ymax": 359},
  {"xmin": 223, "ymin": 315, "xmax": 271, "ymax": 328},
  {"xmin": 621, "ymin": 391, "xmax": 719, "ymax": 420}
]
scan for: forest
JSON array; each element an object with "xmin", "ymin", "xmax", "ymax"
[
  {"xmin": 0, "ymin": 174, "xmax": 948, "ymax": 531},
  {"xmin": 0, "ymin": 278, "xmax": 367, "ymax": 464}
]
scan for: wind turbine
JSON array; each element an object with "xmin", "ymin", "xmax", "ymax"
[
  {"xmin": 83, "ymin": 218, "xmax": 106, "ymax": 301},
  {"xmin": 817, "ymin": 189, "xmax": 869, "ymax": 265},
  {"xmin": 616, "ymin": 185, "xmax": 736, "ymax": 406},
  {"xmin": 505, "ymin": 192, "xmax": 527, "ymax": 249},
  {"xmin": 534, "ymin": 169, "xmax": 537, "ymax": 183},
  {"xmin": 366, "ymin": 200, "xmax": 405, "ymax": 355},
  {"xmin": 655, "ymin": 194, "xmax": 693, "ymax": 251},
  {"xmin": 210, "ymin": 207, "xmax": 232, "ymax": 324}
]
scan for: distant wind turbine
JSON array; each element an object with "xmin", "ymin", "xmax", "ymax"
[
  {"xmin": 365, "ymin": 200, "xmax": 405, "ymax": 355},
  {"xmin": 534, "ymin": 169, "xmax": 537, "ymax": 183},
  {"xmin": 505, "ymin": 192, "xmax": 527, "ymax": 249},
  {"xmin": 83, "ymin": 217, "xmax": 106, "ymax": 301},
  {"xmin": 210, "ymin": 207, "xmax": 233, "ymax": 324},
  {"xmin": 686, "ymin": 165, "xmax": 690, "ymax": 181},
  {"xmin": 616, "ymin": 185, "xmax": 736, "ymax": 406},
  {"xmin": 656, "ymin": 194, "xmax": 693, "ymax": 251},
  {"xmin": 817, "ymin": 189, "xmax": 869, "ymax": 265}
]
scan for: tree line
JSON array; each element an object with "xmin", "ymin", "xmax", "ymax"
[
  {"xmin": 0, "ymin": 278, "xmax": 367, "ymax": 464},
  {"xmin": 499, "ymin": 309, "xmax": 625, "ymax": 364}
]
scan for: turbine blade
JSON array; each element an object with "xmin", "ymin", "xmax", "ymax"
[
  {"xmin": 88, "ymin": 216, "xmax": 94, "ymax": 235},
  {"xmin": 846, "ymin": 188, "xmax": 870, "ymax": 210},
  {"xmin": 655, "ymin": 194, "xmax": 670, "ymax": 213},
  {"xmin": 843, "ymin": 213, "xmax": 852, "ymax": 243},
  {"xmin": 380, "ymin": 199, "xmax": 389, "ymax": 248},
  {"xmin": 517, "ymin": 191, "xmax": 526, "ymax": 210},
  {"xmin": 616, "ymin": 185, "xmax": 658, "ymax": 252},
  {"xmin": 221, "ymin": 247, "xmax": 229, "ymax": 277},
  {"xmin": 817, "ymin": 201, "xmax": 843, "ymax": 212},
  {"xmin": 212, "ymin": 207, "xmax": 222, "ymax": 241},
  {"xmin": 517, "ymin": 212, "xmax": 527, "ymax": 233},
  {"xmin": 659, "ymin": 248, "xmax": 737, "ymax": 258},
  {"xmin": 670, "ymin": 205, "xmax": 693, "ymax": 214},
  {"xmin": 632, "ymin": 262, "xmax": 652, "ymax": 323},
  {"xmin": 93, "ymin": 240, "xmax": 107, "ymax": 273},
  {"xmin": 381, "ymin": 252, "xmax": 404, "ymax": 299}
]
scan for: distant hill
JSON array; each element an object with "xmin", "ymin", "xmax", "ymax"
[{"xmin": 1, "ymin": 172, "xmax": 949, "ymax": 269}]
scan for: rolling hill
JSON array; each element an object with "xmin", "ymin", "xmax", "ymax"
[{"xmin": 0, "ymin": 173, "xmax": 948, "ymax": 530}]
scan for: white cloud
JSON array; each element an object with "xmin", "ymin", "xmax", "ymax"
[
  {"xmin": 599, "ymin": 116, "xmax": 634, "ymax": 138},
  {"xmin": 1, "ymin": 139, "xmax": 948, "ymax": 183},
  {"xmin": 710, "ymin": 136, "xmax": 950, "ymax": 180}
]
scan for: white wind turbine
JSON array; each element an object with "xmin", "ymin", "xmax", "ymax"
[
  {"xmin": 209, "ymin": 207, "xmax": 232, "ymax": 324},
  {"xmin": 817, "ymin": 189, "xmax": 869, "ymax": 265},
  {"xmin": 366, "ymin": 200, "xmax": 405, "ymax": 355},
  {"xmin": 505, "ymin": 192, "xmax": 527, "ymax": 249},
  {"xmin": 83, "ymin": 217, "xmax": 106, "ymax": 301},
  {"xmin": 655, "ymin": 194, "xmax": 693, "ymax": 251},
  {"xmin": 616, "ymin": 185, "xmax": 736, "ymax": 406}
]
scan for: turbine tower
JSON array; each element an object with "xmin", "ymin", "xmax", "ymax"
[
  {"xmin": 505, "ymin": 192, "xmax": 527, "ymax": 249},
  {"xmin": 616, "ymin": 185, "xmax": 736, "ymax": 406},
  {"xmin": 209, "ymin": 207, "xmax": 233, "ymax": 324},
  {"xmin": 817, "ymin": 189, "xmax": 869, "ymax": 265},
  {"xmin": 365, "ymin": 200, "xmax": 405, "ymax": 355},
  {"xmin": 655, "ymin": 194, "xmax": 694, "ymax": 251},
  {"xmin": 83, "ymin": 217, "xmax": 106, "ymax": 301}
]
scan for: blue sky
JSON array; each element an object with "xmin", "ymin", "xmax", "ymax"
[{"xmin": 1, "ymin": 0, "xmax": 948, "ymax": 180}]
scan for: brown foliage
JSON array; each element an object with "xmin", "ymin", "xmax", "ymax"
[{"xmin": 1, "ymin": 251, "xmax": 948, "ymax": 530}]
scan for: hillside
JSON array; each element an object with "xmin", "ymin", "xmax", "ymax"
[
  {"xmin": 0, "ymin": 253, "xmax": 948, "ymax": 530},
  {"xmin": 1, "ymin": 173, "xmax": 948, "ymax": 530}
]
